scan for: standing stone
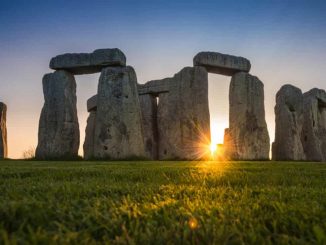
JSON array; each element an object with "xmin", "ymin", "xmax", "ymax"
[
  {"xmin": 302, "ymin": 89, "xmax": 326, "ymax": 161},
  {"xmin": 0, "ymin": 103, "xmax": 7, "ymax": 159},
  {"xmin": 93, "ymin": 66, "xmax": 145, "ymax": 159},
  {"xmin": 226, "ymin": 72, "xmax": 270, "ymax": 160},
  {"xmin": 157, "ymin": 66, "xmax": 211, "ymax": 160},
  {"xmin": 83, "ymin": 110, "xmax": 97, "ymax": 160},
  {"xmin": 83, "ymin": 95, "xmax": 97, "ymax": 160},
  {"xmin": 193, "ymin": 52, "xmax": 251, "ymax": 76},
  {"xmin": 139, "ymin": 94, "xmax": 158, "ymax": 160},
  {"xmin": 36, "ymin": 70, "xmax": 79, "ymax": 159},
  {"xmin": 272, "ymin": 85, "xmax": 305, "ymax": 160}
]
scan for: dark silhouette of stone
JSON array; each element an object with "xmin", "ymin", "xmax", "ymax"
[
  {"xmin": 138, "ymin": 79, "xmax": 170, "ymax": 95},
  {"xmin": 272, "ymin": 85, "xmax": 305, "ymax": 160},
  {"xmin": 193, "ymin": 51, "xmax": 251, "ymax": 76},
  {"xmin": 87, "ymin": 95, "xmax": 97, "ymax": 112},
  {"xmin": 84, "ymin": 95, "xmax": 97, "ymax": 159},
  {"xmin": 226, "ymin": 72, "xmax": 270, "ymax": 160},
  {"xmin": 0, "ymin": 103, "xmax": 7, "ymax": 159},
  {"xmin": 93, "ymin": 66, "xmax": 145, "ymax": 159},
  {"xmin": 157, "ymin": 66, "xmax": 211, "ymax": 160},
  {"xmin": 302, "ymin": 88, "xmax": 326, "ymax": 161},
  {"xmin": 50, "ymin": 48, "xmax": 126, "ymax": 75},
  {"xmin": 83, "ymin": 110, "xmax": 96, "ymax": 160},
  {"xmin": 36, "ymin": 70, "xmax": 79, "ymax": 159},
  {"xmin": 139, "ymin": 94, "xmax": 158, "ymax": 159}
]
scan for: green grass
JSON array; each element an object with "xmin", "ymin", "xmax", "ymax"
[{"xmin": 0, "ymin": 161, "xmax": 325, "ymax": 244}]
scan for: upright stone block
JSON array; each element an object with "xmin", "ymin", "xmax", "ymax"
[
  {"xmin": 302, "ymin": 89, "xmax": 326, "ymax": 161},
  {"xmin": 93, "ymin": 66, "xmax": 145, "ymax": 159},
  {"xmin": 83, "ymin": 110, "xmax": 96, "ymax": 160},
  {"xmin": 139, "ymin": 94, "xmax": 158, "ymax": 160},
  {"xmin": 0, "ymin": 103, "xmax": 7, "ymax": 159},
  {"xmin": 226, "ymin": 72, "xmax": 270, "ymax": 160},
  {"xmin": 272, "ymin": 85, "xmax": 305, "ymax": 160},
  {"xmin": 36, "ymin": 70, "xmax": 79, "ymax": 159},
  {"xmin": 157, "ymin": 66, "xmax": 211, "ymax": 160}
]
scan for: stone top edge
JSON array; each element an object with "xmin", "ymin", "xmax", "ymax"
[
  {"xmin": 51, "ymin": 48, "xmax": 126, "ymax": 60},
  {"xmin": 194, "ymin": 51, "xmax": 250, "ymax": 60}
]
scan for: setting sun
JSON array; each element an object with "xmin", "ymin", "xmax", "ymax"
[{"xmin": 210, "ymin": 143, "xmax": 217, "ymax": 155}]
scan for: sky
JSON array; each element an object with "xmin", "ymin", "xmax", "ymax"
[{"xmin": 0, "ymin": 0, "xmax": 326, "ymax": 158}]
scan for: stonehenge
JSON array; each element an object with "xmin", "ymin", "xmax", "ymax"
[
  {"xmin": 79, "ymin": 51, "xmax": 269, "ymax": 160},
  {"xmin": 0, "ymin": 102, "xmax": 7, "ymax": 159},
  {"xmin": 36, "ymin": 47, "xmax": 325, "ymax": 162},
  {"xmin": 272, "ymin": 86, "xmax": 326, "ymax": 161}
]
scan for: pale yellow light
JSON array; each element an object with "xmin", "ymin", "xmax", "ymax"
[{"xmin": 210, "ymin": 143, "xmax": 217, "ymax": 155}]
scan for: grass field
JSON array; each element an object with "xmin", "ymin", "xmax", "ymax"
[{"xmin": 0, "ymin": 161, "xmax": 325, "ymax": 244}]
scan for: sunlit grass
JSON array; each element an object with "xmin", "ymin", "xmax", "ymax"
[{"xmin": 0, "ymin": 161, "xmax": 325, "ymax": 244}]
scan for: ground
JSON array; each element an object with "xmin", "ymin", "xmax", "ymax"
[{"xmin": 0, "ymin": 161, "xmax": 325, "ymax": 244}]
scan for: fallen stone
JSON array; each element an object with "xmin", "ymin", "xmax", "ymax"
[
  {"xmin": 50, "ymin": 48, "xmax": 126, "ymax": 75},
  {"xmin": 0, "ymin": 102, "xmax": 7, "ymax": 159},
  {"xmin": 226, "ymin": 72, "xmax": 270, "ymax": 160},
  {"xmin": 193, "ymin": 51, "xmax": 251, "ymax": 76},
  {"xmin": 302, "ymin": 88, "xmax": 326, "ymax": 161},
  {"xmin": 36, "ymin": 70, "xmax": 80, "ymax": 159},
  {"xmin": 93, "ymin": 66, "xmax": 145, "ymax": 159},
  {"xmin": 157, "ymin": 66, "xmax": 211, "ymax": 160},
  {"xmin": 272, "ymin": 85, "xmax": 305, "ymax": 160},
  {"xmin": 139, "ymin": 94, "xmax": 158, "ymax": 159}
]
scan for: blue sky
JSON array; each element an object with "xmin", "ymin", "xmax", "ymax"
[{"xmin": 0, "ymin": 0, "xmax": 326, "ymax": 158}]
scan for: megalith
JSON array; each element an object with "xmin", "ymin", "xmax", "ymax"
[
  {"xmin": 193, "ymin": 52, "xmax": 251, "ymax": 76},
  {"xmin": 0, "ymin": 103, "xmax": 7, "ymax": 159},
  {"xmin": 93, "ymin": 66, "xmax": 145, "ymax": 159},
  {"xmin": 302, "ymin": 89, "xmax": 326, "ymax": 161},
  {"xmin": 272, "ymin": 85, "xmax": 305, "ymax": 160},
  {"xmin": 225, "ymin": 72, "xmax": 270, "ymax": 160},
  {"xmin": 83, "ymin": 95, "xmax": 97, "ymax": 160},
  {"xmin": 139, "ymin": 94, "xmax": 158, "ymax": 160},
  {"xmin": 36, "ymin": 70, "xmax": 79, "ymax": 159},
  {"xmin": 50, "ymin": 48, "xmax": 126, "ymax": 75},
  {"xmin": 157, "ymin": 66, "xmax": 211, "ymax": 160}
]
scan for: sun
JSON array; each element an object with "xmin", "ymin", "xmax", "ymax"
[{"xmin": 210, "ymin": 143, "xmax": 217, "ymax": 155}]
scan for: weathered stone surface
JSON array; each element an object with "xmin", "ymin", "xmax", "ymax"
[
  {"xmin": 83, "ymin": 111, "xmax": 96, "ymax": 159},
  {"xmin": 225, "ymin": 72, "xmax": 270, "ymax": 160},
  {"xmin": 272, "ymin": 85, "xmax": 305, "ymax": 160},
  {"xmin": 302, "ymin": 88, "xmax": 326, "ymax": 161},
  {"xmin": 50, "ymin": 48, "xmax": 126, "ymax": 75},
  {"xmin": 138, "ymin": 79, "xmax": 170, "ymax": 95},
  {"xmin": 193, "ymin": 52, "xmax": 251, "ymax": 76},
  {"xmin": 139, "ymin": 94, "xmax": 158, "ymax": 159},
  {"xmin": 93, "ymin": 66, "xmax": 145, "ymax": 159},
  {"xmin": 87, "ymin": 95, "xmax": 97, "ymax": 112},
  {"xmin": 0, "ymin": 103, "xmax": 7, "ymax": 159},
  {"xmin": 36, "ymin": 70, "xmax": 79, "ymax": 159},
  {"xmin": 157, "ymin": 66, "xmax": 211, "ymax": 160}
]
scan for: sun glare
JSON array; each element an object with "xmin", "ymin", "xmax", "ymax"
[
  {"xmin": 209, "ymin": 121, "xmax": 228, "ymax": 159},
  {"xmin": 210, "ymin": 143, "xmax": 217, "ymax": 155}
]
